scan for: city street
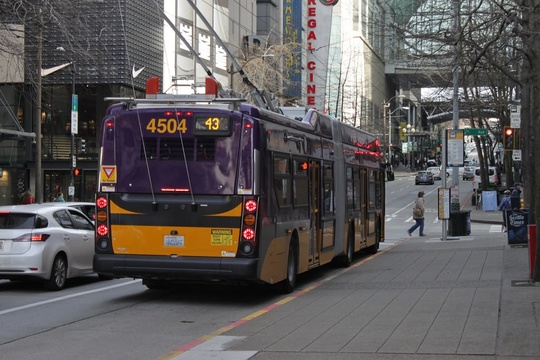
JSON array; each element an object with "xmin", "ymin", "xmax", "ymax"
[{"xmin": 1, "ymin": 174, "xmax": 538, "ymax": 360}]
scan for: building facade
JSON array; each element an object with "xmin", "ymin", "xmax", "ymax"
[
  {"xmin": 0, "ymin": 0, "xmax": 163, "ymax": 204},
  {"xmin": 1, "ymin": 0, "xmax": 422, "ymax": 204}
]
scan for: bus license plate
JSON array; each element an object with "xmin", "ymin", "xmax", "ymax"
[{"xmin": 164, "ymin": 235, "xmax": 184, "ymax": 247}]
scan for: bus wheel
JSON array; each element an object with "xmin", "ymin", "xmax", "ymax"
[
  {"xmin": 278, "ymin": 242, "xmax": 297, "ymax": 294},
  {"xmin": 367, "ymin": 239, "xmax": 379, "ymax": 255},
  {"xmin": 341, "ymin": 234, "xmax": 354, "ymax": 267}
]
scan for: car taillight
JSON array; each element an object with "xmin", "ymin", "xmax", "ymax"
[{"xmin": 13, "ymin": 233, "xmax": 50, "ymax": 242}]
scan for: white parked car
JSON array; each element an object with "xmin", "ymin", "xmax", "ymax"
[{"xmin": 0, "ymin": 204, "xmax": 98, "ymax": 290}]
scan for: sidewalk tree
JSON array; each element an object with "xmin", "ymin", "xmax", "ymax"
[{"xmin": 389, "ymin": 0, "xmax": 539, "ymax": 280}]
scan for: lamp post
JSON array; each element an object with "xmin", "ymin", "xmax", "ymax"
[
  {"xmin": 36, "ymin": 20, "xmax": 43, "ymax": 203},
  {"xmin": 69, "ymin": 64, "xmax": 76, "ymax": 202},
  {"xmin": 403, "ymin": 124, "xmax": 416, "ymax": 170},
  {"xmin": 56, "ymin": 47, "xmax": 76, "ymax": 201},
  {"xmin": 383, "ymin": 95, "xmax": 406, "ymax": 165}
]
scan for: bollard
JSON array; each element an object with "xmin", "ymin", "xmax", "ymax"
[{"xmin": 528, "ymin": 225, "xmax": 537, "ymax": 279}]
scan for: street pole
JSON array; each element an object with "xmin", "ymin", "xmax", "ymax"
[
  {"xmin": 69, "ymin": 66, "xmax": 75, "ymax": 201},
  {"xmin": 35, "ymin": 17, "xmax": 43, "ymax": 203},
  {"xmin": 382, "ymin": 103, "xmax": 388, "ymax": 163},
  {"xmin": 388, "ymin": 110, "xmax": 392, "ymax": 165},
  {"xmin": 451, "ymin": 0, "xmax": 461, "ymax": 211}
]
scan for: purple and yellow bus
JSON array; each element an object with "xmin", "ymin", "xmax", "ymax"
[{"xmin": 93, "ymin": 78, "xmax": 385, "ymax": 292}]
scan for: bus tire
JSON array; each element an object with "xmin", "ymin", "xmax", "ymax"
[
  {"xmin": 278, "ymin": 241, "xmax": 297, "ymax": 294},
  {"xmin": 341, "ymin": 229, "xmax": 354, "ymax": 267},
  {"xmin": 367, "ymin": 239, "xmax": 379, "ymax": 255}
]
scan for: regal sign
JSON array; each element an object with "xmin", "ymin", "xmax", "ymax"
[{"xmin": 306, "ymin": 0, "xmax": 337, "ymax": 110}]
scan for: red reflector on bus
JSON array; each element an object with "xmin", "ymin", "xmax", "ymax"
[
  {"xmin": 96, "ymin": 197, "xmax": 108, "ymax": 209},
  {"xmin": 242, "ymin": 228, "xmax": 255, "ymax": 241},
  {"xmin": 244, "ymin": 199, "xmax": 257, "ymax": 212},
  {"xmin": 244, "ymin": 123, "xmax": 253, "ymax": 129},
  {"xmin": 97, "ymin": 224, "xmax": 108, "ymax": 237},
  {"xmin": 105, "ymin": 121, "xmax": 114, "ymax": 128}
]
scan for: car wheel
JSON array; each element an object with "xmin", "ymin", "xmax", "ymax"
[{"xmin": 44, "ymin": 254, "xmax": 67, "ymax": 291}]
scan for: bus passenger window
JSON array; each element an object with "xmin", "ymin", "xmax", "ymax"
[
  {"xmin": 293, "ymin": 159, "xmax": 308, "ymax": 207},
  {"xmin": 273, "ymin": 157, "xmax": 291, "ymax": 207},
  {"xmin": 323, "ymin": 164, "xmax": 334, "ymax": 214},
  {"xmin": 368, "ymin": 170, "xmax": 376, "ymax": 209},
  {"xmin": 346, "ymin": 167, "xmax": 354, "ymax": 209}
]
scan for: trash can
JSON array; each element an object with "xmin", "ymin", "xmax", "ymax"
[{"xmin": 448, "ymin": 211, "xmax": 471, "ymax": 236}]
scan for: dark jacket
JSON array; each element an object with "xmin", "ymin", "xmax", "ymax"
[{"xmin": 510, "ymin": 188, "xmax": 521, "ymax": 209}]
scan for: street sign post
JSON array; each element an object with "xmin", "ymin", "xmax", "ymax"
[
  {"xmin": 71, "ymin": 94, "xmax": 78, "ymax": 135},
  {"xmin": 464, "ymin": 128, "xmax": 487, "ymax": 136}
]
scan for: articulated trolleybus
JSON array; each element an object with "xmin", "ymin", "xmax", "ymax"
[{"xmin": 93, "ymin": 78, "xmax": 385, "ymax": 292}]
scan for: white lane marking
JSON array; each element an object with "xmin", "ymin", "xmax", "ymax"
[
  {"xmin": 0, "ymin": 279, "xmax": 140, "ymax": 316},
  {"xmin": 171, "ymin": 336, "xmax": 257, "ymax": 360}
]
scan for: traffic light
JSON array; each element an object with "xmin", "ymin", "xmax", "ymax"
[
  {"xmin": 78, "ymin": 138, "xmax": 86, "ymax": 153},
  {"xmin": 73, "ymin": 168, "xmax": 81, "ymax": 177},
  {"xmin": 503, "ymin": 126, "xmax": 514, "ymax": 150}
]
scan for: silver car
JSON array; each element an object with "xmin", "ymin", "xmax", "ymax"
[{"xmin": 0, "ymin": 204, "xmax": 96, "ymax": 290}]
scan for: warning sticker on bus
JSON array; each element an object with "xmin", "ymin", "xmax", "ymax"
[{"xmin": 211, "ymin": 229, "xmax": 233, "ymax": 246}]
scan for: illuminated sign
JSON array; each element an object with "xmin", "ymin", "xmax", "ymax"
[{"xmin": 194, "ymin": 116, "xmax": 231, "ymax": 135}]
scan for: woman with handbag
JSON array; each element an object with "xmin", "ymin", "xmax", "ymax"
[{"xmin": 408, "ymin": 191, "xmax": 426, "ymax": 237}]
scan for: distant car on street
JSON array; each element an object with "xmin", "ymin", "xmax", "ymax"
[
  {"xmin": 462, "ymin": 166, "xmax": 475, "ymax": 180},
  {"xmin": 426, "ymin": 166, "xmax": 442, "ymax": 180},
  {"xmin": 415, "ymin": 170, "xmax": 434, "ymax": 185},
  {"xmin": 440, "ymin": 166, "xmax": 452, "ymax": 177}
]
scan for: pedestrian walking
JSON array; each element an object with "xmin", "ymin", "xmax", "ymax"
[
  {"xmin": 510, "ymin": 182, "xmax": 522, "ymax": 209},
  {"xmin": 407, "ymin": 191, "xmax": 426, "ymax": 237},
  {"xmin": 498, "ymin": 190, "xmax": 511, "ymax": 232}
]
